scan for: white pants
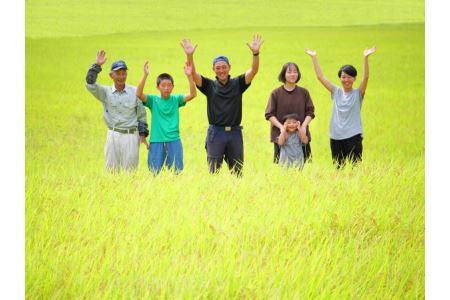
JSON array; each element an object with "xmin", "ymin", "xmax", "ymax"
[{"xmin": 104, "ymin": 130, "xmax": 140, "ymax": 171}]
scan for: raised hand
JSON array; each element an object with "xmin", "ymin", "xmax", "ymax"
[
  {"xmin": 364, "ymin": 46, "xmax": 376, "ymax": 57},
  {"xmin": 180, "ymin": 39, "xmax": 197, "ymax": 55},
  {"xmin": 246, "ymin": 34, "xmax": 263, "ymax": 54},
  {"xmin": 184, "ymin": 61, "xmax": 193, "ymax": 76},
  {"xmin": 305, "ymin": 48, "xmax": 317, "ymax": 57},
  {"xmin": 96, "ymin": 50, "xmax": 107, "ymax": 65},
  {"xmin": 143, "ymin": 60, "xmax": 149, "ymax": 75}
]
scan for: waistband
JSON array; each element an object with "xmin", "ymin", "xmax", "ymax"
[
  {"xmin": 108, "ymin": 127, "xmax": 137, "ymax": 134},
  {"xmin": 209, "ymin": 125, "xmax": 243, "ymax": 132}
]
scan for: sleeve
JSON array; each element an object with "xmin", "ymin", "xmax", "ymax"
[
  {"xmin": 145, "ymin": 94, "xmax": 155, "ymax": 109},
  {"xmin": 85, "ymin": 64, "xmax": 107, "ymax": 102},
  {"xmin": 264, "ymin": 90, "xmax": 277, "ymax": 120},
  {"xmin": 177, "ymin": 94, "xmax": 186, "ymax": 107},
  {"xmin": 358, "ymin": 89, "xmax": 364, "ymax": 102},
  {"xmin": 304, "ymin": 89, "xmax": 315, "ymax": 119},
  {"xmin": 238, "ymin": 74, "xmax": 251, "ymax": 93},
  {"xmin": 196, "ymin": 76, "xmax": 213, "ymax": 96},
  {"xmin": 331, "ymin": 84, "xmax": 339, "ymax": 101},
  {"xmin": 136, "ymin": 100, "xmax": 149, "ymax": 137}
]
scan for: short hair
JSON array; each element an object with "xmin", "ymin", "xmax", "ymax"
[
  {"xmin": 338, "ymin": 65, "xmax": 357, "ymax": 78},
  {"xmin": 282, "ymin": 113, "xmax": 300, "ymax": 123},
  {"xmin": 278, "ymin": 62, "xmax": 301, "ymax": 83},
  {"xmin": 156, "ymin": 73, "xmax": 174, "ymax": 86}
]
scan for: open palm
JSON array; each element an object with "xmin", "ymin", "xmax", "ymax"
[
  {"xmin": 364, "ymin": 46, "xmax": 376, "ymax": 57},
  {"xmin": 180, "ymin": 39, "xmax": 197, "ymax": 55},
  {"xmin": 305, "ymin": 48, "xmax": 317, "ymax": 57},
  {"xmin": 246, "ymin": 34, "xmax": 263, "ymax": 54},
  {"xmin": 96, "ymin": 50, "xmax": 107, "ymax": 65}
]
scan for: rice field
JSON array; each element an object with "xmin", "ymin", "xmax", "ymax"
[{"xmin": 26, "ymin": 0, "xmax": 424, "ymax": 298}]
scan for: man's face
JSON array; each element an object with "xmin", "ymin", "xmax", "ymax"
[
  {"xmin": 110, "ymin": 69, "xmax": 127, "ymax": 87},
  {"xmin": 157, "ymin": 79, "xmax": 174, "ymax": 98},
  {"xmin": 213, "ymin": 61, "xmax": 230, "ymax": 82}
]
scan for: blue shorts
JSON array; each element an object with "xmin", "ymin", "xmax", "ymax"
[{"xmin": 148, "ymin": 139, "xmax": 183, "ymax": 174}]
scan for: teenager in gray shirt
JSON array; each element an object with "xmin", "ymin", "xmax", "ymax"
[{"xmin": 305, "ymin": 47, "xmax": 376, "ymax": 168}]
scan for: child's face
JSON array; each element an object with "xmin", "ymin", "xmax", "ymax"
[
  {"xmin": 285, "ymin": 66, "xmax": 299, "ymax": 84},
  {"xmin": 157, "ymin": 79, "xmax": 174, "ymax": 98},
  {"xmin": 340, "ymin": 72, "xmax": 355, "ymax": 90},
  {"xmin": 285, "ymin": 118, "xmax": 299, "ymax": 132}
]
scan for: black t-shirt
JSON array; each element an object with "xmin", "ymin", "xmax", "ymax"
[{"xmin": 197, "ymin": 74, "xmax": 251, "ymax": 126}]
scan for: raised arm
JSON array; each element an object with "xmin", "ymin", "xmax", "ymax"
[
  {"xmin": 183, "ymin": 61, "xmax": 197, "ymax": 102},
  {"xmin": 305, "ymin": 49, "xmax": 333, "ymax": 93},
  {"xmin": 359, "ymin": 46, "xmax": 376, "ymax": 97},
  {"xmin": 85, "ymin": 50, "xmax": 108, "ymax": 100},
  {"xmin": 180, "ymin": 39, "xmax": 202, "ymax": 87},
  {"xmin": 136, "ymin": 61, "xmax": 149, "ymax": 102},
  {"xmin": 245, "ymin": 34, "xmax": 263, "ymax": 85}
]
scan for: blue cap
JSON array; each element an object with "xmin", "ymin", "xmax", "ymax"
[
  {"xmin": 212, "ymin": 55, "xmax": 230, "ymax": 66},
  {"xmin": 110, "ymin": 60, "xmax": 128, "ymax": 71}
]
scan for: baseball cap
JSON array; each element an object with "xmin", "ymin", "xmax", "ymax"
[
  {"xmin": 110, "ymin": 60, "xmax": 128, "ymax": 71},
  {"xmin": 212, "ymin": 55, "xmax": 230, "ymax": 66}
]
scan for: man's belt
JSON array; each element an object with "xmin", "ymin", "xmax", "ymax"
[
  {"xmin": 109, "ymin": 127, "xmax": 137, "ymax": 134},
  {"xmin": 209, "ymin": 125, "xmax": 243, "ymax": 132}
]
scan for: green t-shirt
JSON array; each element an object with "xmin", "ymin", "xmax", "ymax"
[{"xmin": 144, "ymin": 94, "xmax": 186, "ymax": 142}]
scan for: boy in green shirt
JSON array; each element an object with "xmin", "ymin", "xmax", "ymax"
[{"xmin": 136, "ymin": 61, "xmax": 197, "ymax": 174}]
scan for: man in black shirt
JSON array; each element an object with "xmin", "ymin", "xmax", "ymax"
[{"xmin": 181, "ymin": 36, "xmax": 263, "ymax": 176}]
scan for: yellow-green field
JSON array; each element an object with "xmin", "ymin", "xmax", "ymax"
[{"xmin": 26, "ymin": 1, "xmax": 424, "ymax": 298}]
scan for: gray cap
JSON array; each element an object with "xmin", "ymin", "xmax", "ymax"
[{"xmin": 110, "ymin": 60, "xmax": 128, "ymax": 71}]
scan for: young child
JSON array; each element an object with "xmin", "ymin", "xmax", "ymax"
[
  {"xmin": 305, "ymin": 47, "xmax": 376, "ymax": 168},
  {"xmin": 136, "ymin": 61, "xmax": 196, "ymax": 174},
  {"xmin": 277, "ymin": 113, "xmax": 309, "ymax": 168}
]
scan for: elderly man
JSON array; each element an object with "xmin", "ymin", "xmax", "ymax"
[
  {"xmin": 85, "ymin": 50, "xmax": 149, "ymax": 171},
  {"xmin": 180, "ymin": 35, "xmax": 263, "ymax": 176}
]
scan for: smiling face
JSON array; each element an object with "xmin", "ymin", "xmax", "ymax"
[
  {"xmin": 339, "ymin": 72, "xmax": 356, "ymax": 91},
  {"xmin": 157, "ymin": 79, "xmax": 174, "ymax": 99},
  {"xmin": 213, "ymin": 61, "xmax": 231, "ymax": 83},
  {"xmin": 285, "ymin": 66, "xmax": 299, "ymax": 84},
  {"xmin": 109, "ymin": 69, "xmax": 127, "ymax": 89},
  {"xmin": 285, "ymin": 118, "xmax": 299, "ymax": 133}
]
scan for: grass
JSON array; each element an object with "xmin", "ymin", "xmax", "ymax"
[{"xmin": 26, "ymin": 1, "xmax": 424, "ymax": 298}]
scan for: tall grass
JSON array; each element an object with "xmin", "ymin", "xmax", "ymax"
[{"xmin": 26, "ymin": 3, "xmax": 424, "ymax": 297}]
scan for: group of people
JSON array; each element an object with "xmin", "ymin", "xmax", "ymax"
[{"xmin": 85, "ymin": 35, "xmax": 376, "ymax": 175}]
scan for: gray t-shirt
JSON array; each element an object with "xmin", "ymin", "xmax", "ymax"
[
  {"xmin": 330, "ymin": 85, "xmax": 363, "ymax": 140},
  {"xmin": 279, "ymin": 132, "xmax": 304, "ymax": 168}
]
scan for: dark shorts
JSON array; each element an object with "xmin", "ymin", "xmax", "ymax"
[
  {"xmin": 330, "ymin": 134, "xmax": 363, "ymax": 168},
  {"xmin": 273, "ymin": 142, "xmax": 312, "ymax": 164},
  {"xmin": 205, "ymin": 125, "xmax": 243, "ymax": 175}
]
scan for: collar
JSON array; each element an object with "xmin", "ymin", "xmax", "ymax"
[
  {"xmin": 112, "ymin": 84, "xmax": 128, "ymax": 94},
  {"xmin": 215, "ymin": 75, "xmax": 231, "ymax": 86},
  {"xmin": 282, "ymin": 84, "xmax": 297, "ymax": 93}
]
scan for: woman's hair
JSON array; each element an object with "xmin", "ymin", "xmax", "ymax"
[
  {"xmin": 278, "ymin": 62, "xmax": 301, "ymax": 83},
  {"xmin": 338, "ymin": 65, "xmax": 357, "ymax": 78},
  {"xmin": 156, "ymin": 73, "xmax": 174, "ymax": 85}
]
